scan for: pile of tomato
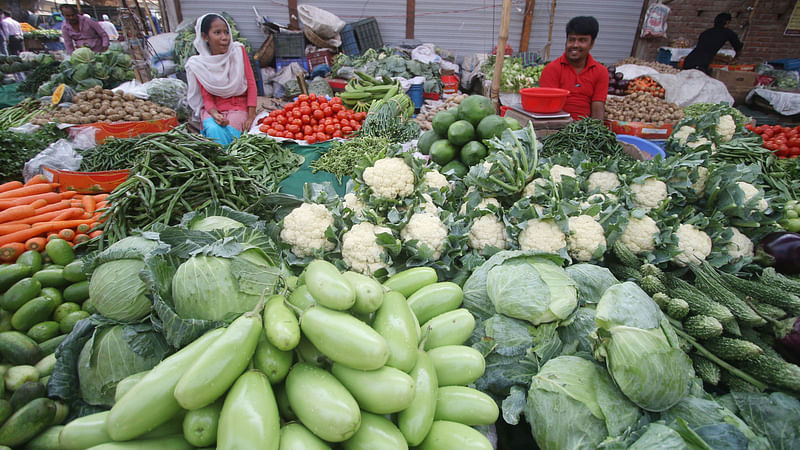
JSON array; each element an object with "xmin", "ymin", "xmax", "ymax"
[
  {"xmin": 746, "ymin": 123, "xmax": 800, "ymax": 159},
  {"xmin": 259, "ymin": 94, "xmax": 367, "ymax": 144}
]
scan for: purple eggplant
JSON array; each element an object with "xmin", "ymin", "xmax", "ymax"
[
  {"xmin": 608, "ymin": 65, "xmax": 616, "ymax": 73},
  {"xmin": 781, "ymin": 317, "xmax": 800, "ymax": 357},
  {"xmin": 755, "ymin": 231, "xmax": 800, "ymax": 274},
  {"xmin": 614, "ymin": 72, "xmax": 624, "ymax": 81}
]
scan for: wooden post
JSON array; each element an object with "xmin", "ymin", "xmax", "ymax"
[
  {"xmin": 740, "ymin": 0, "xmax": 760, "ymax": 47},
  {"xmin": 406, "ymin": 0, "xmax": 416, "ymax": 39},
  {"xmin": 630, "ymin": 0, "xmax": 651, "ymax": 58},
  {"xmin": 520, "ymin": 0, "xmax": 535, "ymax": 52},
  {"xmin": 490, "ymin": 0, "xmax": 513, "ymax": 109},
  {"xmin": 543, "ymin": 0, "xmax": 557, "ymax": 60},
  {"xmin": 173, "ymin": 0, "xmax": 183, "ymax": 23},
  {"xmin": 288, "ymin": 0, "xmax": 299, "ymax": 30}
]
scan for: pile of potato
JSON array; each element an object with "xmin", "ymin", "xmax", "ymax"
[
  {"xmin": 605, "ymin": 91, "xmax": 684, "ymax": 125},
  {"xmin": 614, "ymin": 57, "xmax": 680, "ymax": 74},
  {"xmin": 53, "ymin": 86, "xmax": 176, "ymax": 125},
  {"xmin": 412, "ymin": 93, "xmax": 468, "ymax": 132}
]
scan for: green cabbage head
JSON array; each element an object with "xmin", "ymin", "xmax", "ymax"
[
  {"xmin": 78, "ymin": 325, "xmax": 170, "ymax": 407},
  {"xmin": 71, "ymin": 47, "xmax": 95, "ymax": 65},
  {"xmin": 189, "ymin": 215, "xmax": 245, "ymax": 232},
  {"xmin": 526, "ymin": 355, "xmax": 641, "ymax": 450},
  {"xmin": 594, "ymin": 282, "xmax": 693, "ymax": 412},
  {"xmin": 89, "ymin": 259, "xmax": 151, "ymax": 321}
]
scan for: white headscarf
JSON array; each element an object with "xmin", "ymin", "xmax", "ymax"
[{"xmin": 184, "ymin": 14, "xmax": 248, "ymax": 118}]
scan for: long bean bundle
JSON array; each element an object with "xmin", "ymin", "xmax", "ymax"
[
  {"xmin": 99, "ymin": 128, "xmax": 273, "ymax": 242},
  {"xmin": 311, "ymin": 136, "xmax": 393, "ymax": 182},
  {"xmin": 79, "ymin": 137, "xmax": 141, "ymax": 171},
  {"xmin": 541, "ymin": 118, "xmax": 624, "ymax": 160},
  {"xmin": 226, "ymin": 133, "xmax": 305, "ymax": 190},
  {"xmin": 0, "ymin": 99, "xmax": 53, "ymax": 130},
  {"xmin": 358, "ymin": 94, "xmax": 419, "ymax": 143}
]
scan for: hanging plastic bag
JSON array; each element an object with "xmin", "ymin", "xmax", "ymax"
[
  {"xmin": 641, "ymin": 2, "xmax": 670, "ymax": 38},
  {"xmin": 297, "ymin": 5, "xmax": 345, "ymax": 40}
]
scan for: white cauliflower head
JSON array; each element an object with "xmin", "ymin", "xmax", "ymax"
[
  {"xmin": 716, "ymin": 114, "xmax": 736, "ymax": 142},
  {"xmin": 343, "ymin": 192, "xmax": 367, "ymax": 216},
  {"xmin": 673, "ymin": 125, "xmax": 696, "ymax": 145},
  {"xmin": 672, "ymin": 224, "xmax": 712, "ymax": 267},
  {"xmin": 567, "ymin": 215, "xmax": 606, "ymax": 262},
  {"xmin": 469, "ymin": 215, "xmax": 508, "ymax": 251},
  {"xmin": 736, "ymin": 181, "xmax": 769, "ymax": 212},
  {"xmin": 631, "ymin": 177, "xmax": 668, "ymax": 210},
  {"xmin": 691, "ymin": 166, "xmax": 709, "ymax": 196},
  {"xmin": 687, "ymin": 136, "xmax": 716, "ymax": 151},
  {"xmin": 518, "ymin": 219, "xmax": 566, "ymax": 254},
  {"xmin": 280, "ymin": 203, "xmax": 335, "ymax": 258},
  {"xmin": 459, "ymin": 197, "xmax": 501, "ymax": 215},
  {"xmin": 363, "ymin": 157, "xmax": 415, "ymax": 199},
  {"xmin": 341, "ymin": 222, "xmax": 392, "ymax": 275},
  {"xmin": 587, "ymin": 171, "xmax": 620, "ymax": 193},
  {"xmin": 423, "ymin": 170, "xmax": 450, "ymax": 191},
  {"xmin": 401, "ymin": 212, "xmax": 448, "ymax": 259},
  {"xmin": 522, "ymin": 177, "xmax": 548, "ymax": 198},
  {"xmin": 549, "ymin": 165, "xmax": 576, "ymax": 184},
  {"xmin": 580, "ymin": 193, "xmax": 616, "ymax": 218},
  {"xmin": 619, "ymin": 215, "xmax": 659, "ymax": 254},
  {"xmin": 725, "ymin": 227, "xmax": 754, "ymax": 260},
  {"xmin": 419, "ymin": 193, "xmax": 439, "ymax": 214}
]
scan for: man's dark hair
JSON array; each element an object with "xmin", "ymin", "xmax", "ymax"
[
  {"xmin": 566, "ymin": 16, "xmax": 599, "ymax": 41},
  {"xmin": 59, "ymin": 4, "xmax": 78, "ymax": 14},
  {"xmin": 714, "ymin": 13, "xmax": 732, "ymax": 27}
]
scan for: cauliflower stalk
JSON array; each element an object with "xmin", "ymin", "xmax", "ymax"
[
  {"xmin": 280, "ymin": 203, "xmax": 335, "ymax": 258},
  {"xmin": 522, "ymin": 177, "xmax": 548, "ymax": 198},
  {"xmin": 619, "ymin": 215, "xmax": 659, "ymax": 254},
  {"xmin": 469, "ymin": 215, "xmax": 508, "ymax": 251},
  {"xmin": 691, "ymin": 166, "xmax": 709, "ymax": 196},
  {"xmin": 631, "ymin": 177, "xmax": 668, "ymax": 210},
  {"xmin": 401, "ymin": 212, "xmax": 448, "ymax": 259},
  {"xmin": 341, "ymin": 222, "xmax": 392, "ymax": 275},
  {"xmin": 363, "ymin": 157, "xmax": 415, "ymax": 199},
  {"xmin": 587, "ymin": 171, "xmax": 620, "ymax": 193},
  {"xmin": 687, "ymin": 136, "xmax": 716, "ymax": 151},
  {"xmin": 422, "ymin": 170, "xmax": 450, "ymax": 191},
  {"xmin": 736, "ymin": 181, "xmax": 769, "ymax": 212},
  {"xmin": 725, "ymin": 227, "xmax": 754, "ymax": 260},
  {"xmin": 567, "ymin": 215, "xmax": 606, "ymax": 262},
  {"xmin": 549, "ymin": 165, "xmax": 576, "ymax": 184},
  {"xmin": 518, "ymin": 219, "xmax": 566, "ymax": 254},
  {"xmin": 715, "ymin": 114, "xmax": 736, "ymax": 142},
  {"xmin": 672, "ymin": 224, "xmax": 712, "ymax": 267}
]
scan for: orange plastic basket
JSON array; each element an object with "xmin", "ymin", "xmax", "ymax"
[
  {"xmin": 69, "ymin": 116, "xmax": 179, "ymax": 144},
  {"xmin": 43, "ymin": 166, "xmax": 129, "ymax": 194}
]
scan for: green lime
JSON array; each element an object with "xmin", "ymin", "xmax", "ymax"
[
  {"xmin": 430, "ymin": 139, "xmax": 458, "ymax": 165},
  {"xmin": 447, "ymin": 120, "xmax": 475, "ymax": 147},
  {"xmin": 504, "ymin": 117, "xmax": 523, "ymax": 130},
  {"xmin": 477, "ymin": 114, "xmax": 508, "ymax": 141},
  {"xmin": 417, "ymin": 129, "xmax": 439, "ymax": 155},
  {"xmin": 441, "ymin": 160, "xmax": 468, "ymax": 178},
  {"xmin": 460, "ymin": 141, "xmax": 488, "ymax": 166},
  {"xmin": 432, "ymin": 110, "xmax": 457, "ymax": 137},
  {"xmin": 458, "ymin": 95, "xmax": 495, "ymax": 126}
]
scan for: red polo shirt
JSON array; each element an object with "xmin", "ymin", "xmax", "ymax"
[{"xmin": 539, "ymin": 53, "xmax": 608, "ymax": 120}]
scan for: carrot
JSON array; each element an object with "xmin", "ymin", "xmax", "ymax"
[
  {"xmin": 93, "ymin": 193, "xmax": 109, "ymax": 202},
  {"xmin": 0, "ymin": 223, "xmax": 30, "ymax": 235},
  {"xmin": 0, "ymin": 192, "xmax": 63, "ymax": 209},
  {"xmin": 30, "ymin": 199, "xmax": 48, "ymax": 210},
  {"xmin": 33, "ymin": 200, "xmax": 71, "ymax": 215},
  {"xmin": 0, "ymin": 204, "xmax": 38, "ymax": 224},
  {"xmin": 31, "ymin": 219, "xmax": 96, "ymax": 231},
  {"xmin": 47, "ymin": 233, "xmax": 59, "ymax": 241},
  {"xmin": 69, "ymin": 199, "xmax": 84, "ymax": 208},
  {"xmin": 72, "ymin": 233, "xmax": 89, "ymax": 244},
  {"xmin": 54, "ymin": 208, "xmax": 86, "ymax": 221},
  {"xmin": 60, "ymin": 191, "xmax": 78, "ymax": 199},
  {"xmin": 7, "ymin": 210, "xmax": 70, "ymax": 225},
  {"xmin": 95, "ymin": 201, "xmax": 109, "ymax": 210},
  {"xmin": 58, "ymin": 229, "xmax": 75, "ymax": 241},
  {"xmin": 89, "ymin": 230, "xmax": 103, "ymax": 238},
  {"xmin": 81, "ymin": 196, "xmax": 96, "ymax": 214},
  {"xmin": 0, "ymin": 184, "xmax": 56, "ymax": 200},
  {"xmin": 76, "ymin": 222, "xmax": 92, "ymax": 233},
  {"xmin": 24, "ymin": 175, "xmax": 49, "ymax": 186},
  {"xmin": 0, "ymin": 243, "xmax": 26, "ymax": 262},
  {"xmin": 0, "ymin": 181, "xmax": 23, "ymax": 193},
  {"xmin": 24, "ymin": 237, "xmax": 47, "ymax": 251}
]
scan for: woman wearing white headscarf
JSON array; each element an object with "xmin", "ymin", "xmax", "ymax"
[{"xmin": 185, "ymin": 13, "xmax": 257, "ymax": 145}]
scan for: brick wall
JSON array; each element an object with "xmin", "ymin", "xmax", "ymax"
[{"xmin": 633, "ymin": 0, "xmax": 800, "ymax": 65}]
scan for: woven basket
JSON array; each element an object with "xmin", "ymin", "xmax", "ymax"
[
  {"xmin": 255, "ymin": 34, "xmax": 275, "ymax": 66},
  {"xmin": 303, "ymin": 27, "xmax": 339, "ymax": 51}
]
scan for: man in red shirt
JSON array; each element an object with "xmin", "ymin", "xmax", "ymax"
[{"xmin": 539, "ymin": 16, "xmax": 608, "ymax": 120}]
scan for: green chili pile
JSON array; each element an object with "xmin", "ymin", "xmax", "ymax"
[
  {"xmin": 311, "ymin": 136, "xmax": 393, "ymax": 182},
  {"xmin": 226, "ymin": 133, "xmax": 305, "ymax": 190},
  {"xmin": 542, "ymin": 118, "xmax": 624, "ymax": 160},
  {"xmin": 79, "ymin": 137, "xmax": 141, "ymax": 171}
]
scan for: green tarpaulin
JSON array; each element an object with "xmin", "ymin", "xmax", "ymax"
[
  {"xmin": 278, "ymin": 141, "xmax": 349, "ymax": 198},
  {"xmin": 0, "ymin": 83, "xmax": 25, "ymax": 108}
]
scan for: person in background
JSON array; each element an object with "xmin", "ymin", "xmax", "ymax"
[
  {"xmin": 539, "ymin": 16, "xmax": 608, "ymax": 120},
  {"xmin": 0, "ymin": 16, "xmax": 6, "ymax": 56},
  {"xmin": 59, "ymin": 4, "xmax": 109, "ymax": 54},
  {"xmin": 682, "ymin": 13, "xmax": 743, "ymax": 74},
  {"xmin": 184, "ymin": 13, "xmax": 257, "ymax": 146},
  {"xmin": 98, "ymin": 14, "xmax": 119, "ymax": 41},
  {"xmin": 1, "ymin": 11, "xmax": 24, "ymax": 56}
]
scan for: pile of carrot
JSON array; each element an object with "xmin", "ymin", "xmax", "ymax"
[
  {"xmin": 625, "ymin": 76, "xmax": 666, "ymax": 98},
  {"xmin": 0, "ymin": 175, "xmax": 109, "ymax": 262}
]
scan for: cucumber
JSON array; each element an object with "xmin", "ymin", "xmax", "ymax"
[
  {"xmin": 22, "ymin": 425, "xmax": 62, "ymax": 450},
  {"xmin": 39, "ymin": 287, "xmax": 62, "ymax": 308},
  {"xmin": 0, "ymin": 331, "xmax": 43, "ymax": 365},
  {"xmin": 12, "ymin": 296, "xmax": 57, "ymax": 332},
  {"xmin": 0, "ymin": 397, "xmax": 57, "ymax": 447},
  {"xmin": 9, "ymin": 381, "xmax": 46, "ymax": 411},
  {"xmin": 0, "ymin": 400, "xmax": 10, "ymax": 426},
  {"xmin": 0, "ymin": 264, "xmax": 32, "ymax": 292},
  {"xmin": 4, "ymin": 365, "xmax": 39, "ymax": 391},
  {"xmin": 35, "ymin": 353, "xmax": 57, "ymax": 378},
  {"xmin": 52, "ymin": 303, "xmax": 80, "ymax": 323},
  {"xmin": 58, "ymin": 411, "xmax": 112, "ymax": 450},
  {"xmin": 63, "ymin": 281, "xmax": 89, "ymax": 304},
  {"xmin": 0, "ymin": 309, "xmax": 10, "ymax": 332},
  {"xmin": 114, "ymin": 371, "xmax": 149, "ymax": 403},
  {"xmin": 59, "ymin": 311, "xmax": 89, "ymax": 334},
  {"xmin": 15, "ymin": 252, "xmax": 42, "ymax": 274},
  {"xmin": 32, "ymin": 269, "xmax": 69, "ymax": 289},
  {"xmin": 62, "ymin": 260, "xmax": 87, "ymax": 283},
  {"xmin": 78, "ymin": 435, "xmax": 193, "ymax": 450},
  {"xmin": 38, "ymin": 334, "xmax": 66, "ymax": 355},
  {"xmin": 44, "ymin": 239, "xmax": 74, "ymax": 267},
  {"xmin": 82, "ymin": 297, "xmax": 97, "ymax": 314},
  {"xmin": 27, "ymin": 321, "xmax": 60, "ymax": 343},
  {"xmin": 1, "ymin": 278, "xmax": 42, "ymax": 312}
]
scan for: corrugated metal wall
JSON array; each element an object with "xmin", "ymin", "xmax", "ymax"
[{"xmin": 179, "ymin": 0, "xmax": 642, "ymax": 64}]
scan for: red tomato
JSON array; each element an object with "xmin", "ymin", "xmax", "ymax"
[
  {"xmin": 313, "ymin": 109, "xmax": 324, "ymax": 120},
  {"xmin": 296, "ymin": 133, "xmax": 305, "ymax": 141},
  {"xmin": 316, "ymin": 132, "xmax": 328, "ymax": 141},
  {"xmin": 308, "ymin": 93, "xmax": 317, "ymax": 101},
  {"xmin": 298, "ymin": 94, "xmax": 309, "ymax": 102},
  {"xmin": 342, "ymin": 126, "xmax": 353, "ymax": 134},
  {"xmin": 323, "ymin": 107, "xmax": 333, "ymax": 117},
  {"xmin": 330, "ymin": 97, "xmax": 342, "ymax": 105},
  {"xmin": 300, "ymin": 106, "xmax": 312, "ymax": 116},
  {"xmin": 292, "ymin": 118, "xmax": 303, "ymax": 126},
  {"xmin": 273, "ymin": 123, "xmax": 285, "ymax": 132},
  {"xmin": 325, "ymin": 124, "xmax": 336, "ymax": 134},
  {"xmin": 291, "ymin": 109, "xmax": 301, "ymax": 118},
  {"xmin": 336, "ymin": 110, "xmax": 347, "ymax": 120},
  {"xmin": 332, "ymin": 130, "xmax": 343, "ymax": 138},
  {"xmin": 305, "ymin": 134, "xmax": 317, "ymax": 144},
  {"xmin": 304, "ymin": 125, "xmax": 313, "ymax": 135},
  {"xmin": 285, "ymin": 102, "xmax": 296, "ymax": 110},
  {"xmin": 301, "ymin": 115, "xmax": 311, "ymax": 124}
]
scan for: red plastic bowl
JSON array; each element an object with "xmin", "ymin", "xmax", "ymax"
[{"xmin": 519, "ymin": 87, "xmax": 570, "ymax": 113}]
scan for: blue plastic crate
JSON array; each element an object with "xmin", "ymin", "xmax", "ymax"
[
  {"xmin": 275, "ymin": 57, "xmax": 309, "ymax": 72},
  {"xmin": 274, "ymin": 32, "xmax": 305, "ymax": 58},
  {"xmin": 352, "ymin": 18, "xmax": 383, "ymax": 52},
  {"xmin": 340, "ymin": 24, "xmax": 359, "ymax": 56},
  {"xmin": 768, "ymin": 58, "xmax": 800, "ymax": 71},
  {"xmin": 657, "ymin": 48, "xmax": 672, "ymax": 65}
]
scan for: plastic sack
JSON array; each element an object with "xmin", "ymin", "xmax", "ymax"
[
  {"xmin": 649, "ymin": 70, "xmax": 734, "ymax": 107},
  {"xmin": 144, "ymin": 78, "xmax": 191, "ymax": 120},
  {"xmin": 298, "ymin": 5, "xmax": 345, "ymax": 40},
  {"xmin": 641, "ymin": 3, "xmax": 670, "ymax": 38},
  {"xmin": 411, "ymin": 44, "xmax": 441, "ymax": 64},
  {"xmin": 23, "ymin": 139, "xmax": 84, "ymax": 183}
]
